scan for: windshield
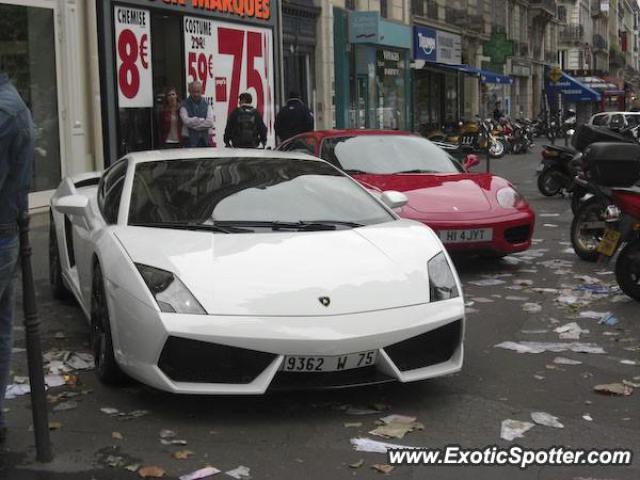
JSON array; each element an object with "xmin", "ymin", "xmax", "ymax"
[
  {"xmin": 321, "ymin": 135, "xmax": 464, "ymax": 175},
  {"xmin": 127, "ymin": 157, "xmax": 394, "ymax": 230}
]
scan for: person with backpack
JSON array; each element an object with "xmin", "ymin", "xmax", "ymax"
[
  {"xmin": 224, "ymin": 92, "xmax": 267, "ymax": 148},
  {"xmin": 274, "ymin": 91, "xmax": 314, "ymax": 143}
]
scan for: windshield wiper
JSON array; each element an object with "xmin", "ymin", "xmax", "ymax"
[
  {"xmin": 130, "ymin": 221, "xmax": 249, "ymax": 233},
  {"xmin": 216, "ymin": 220, "xmax": 363, "ymax": 231}
]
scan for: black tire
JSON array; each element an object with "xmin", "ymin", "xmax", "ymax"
[
  {"xmin": 537, "ymin": 168, "xmax": 563, "ymax": 196},
  {"xmin": 615, "ymin": 240, "xmax": 640, "ymax": 301},
  {"xmin": 91, "ymin": 263, "xmax": 126, "ymax": 385},
  {"xmin": 570, "ymin": 197, "xmax": 607, "ymax": 262},
  {"xmin": 49, "ymin": 212, "xmax": 70, "ymax": 300}
]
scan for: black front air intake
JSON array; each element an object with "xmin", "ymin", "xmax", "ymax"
[
  {"xmin": 384, "ymin": 320, "xmax": 462, "ymax": 372},
  {"xmin": 504, "ymin": 225, "xmax": 531, "ymax": 244},
  {"xmin": 158, "ymin": 336, "xmax": 277, "ymax": 384}
]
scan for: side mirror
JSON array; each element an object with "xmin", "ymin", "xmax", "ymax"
[
  {"xmin": 53, "ymin": 194, "xmax": 89, "ymax": 218},
  {"xmin": 380, "ymin": 190, "xmax": 408, "ymax": 209},
  {"xmin": 464, "ymin": 154, "xmax": 480, "ymax": 170}
]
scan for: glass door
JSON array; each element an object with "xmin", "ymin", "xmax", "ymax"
[{"xmin": 0, "ymin": 2, "xmax": 62, "ymax": 205}]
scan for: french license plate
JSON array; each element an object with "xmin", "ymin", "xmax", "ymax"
[
  {"xmin": 596, "ymin": 228, "xmax": 622, "ymax": 256},
  {"xmin": 282, "ymin": 350, "xmax": 377, "ymax": 372},
  {"xmin": 439, "ymin": 228, "xmax": 493, "ymax": 244}
]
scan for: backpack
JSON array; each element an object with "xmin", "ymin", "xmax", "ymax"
[{"xmin": 233, "ymin": 107, "xmax": 258, "ymax": 147}]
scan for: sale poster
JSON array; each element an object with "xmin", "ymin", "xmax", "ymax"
[
  {"xmin": 114, "ymin": 6, "xmax": 153, "ymax": 108},
  {"xmin": 183, "ymin": 17, "xmax": 275, "ymax": 147}
]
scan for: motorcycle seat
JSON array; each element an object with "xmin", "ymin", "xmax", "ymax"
[{"xmin": 543, "ymin": 144, "xmax": 576, "ymax": 154}]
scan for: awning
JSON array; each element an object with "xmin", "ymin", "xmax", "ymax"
[
  {"xmin": 438, "ymin": 64, "xmax": 513, "ymax": 84},
  {"xmin": 545, "ymin": 70, "xmax": 601, "ymax": 102}
]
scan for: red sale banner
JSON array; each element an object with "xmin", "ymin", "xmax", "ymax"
[
  {"xmin": 114, "ymin": 6, "xmax": 153, "ymax": 108},
  {"xmin": 184, "ymin": 17, "xmax": 275, "ymax": 147}
]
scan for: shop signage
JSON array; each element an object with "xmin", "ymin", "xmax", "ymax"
[
  {"xmin": 155, "ymin": 0, "xmax": 271, "ymax": 20},
  {"xmin": 413, "ymin": 26, "xmax": 461, "ymax": 65},
  {"xmin": 483, "ymin": 31, "xmax": 513, "ymax": 66},
  {"xmin": 511, "ymin": 63, "xmax": 531, "ymax": 77},
  {"xmin": 183, "ymin": 17, "xmax": 275, "ymax": 145},
  {"xmin": 376, "ymin": 49, "xmax": 403, "ymax": 77},
  {"xmin": 114, "ymin": 6, "xmax": 153, "ymax": 108},
  {"xmin": 350, "ymin": 11, "xmax": 379, "ymax": 42}
]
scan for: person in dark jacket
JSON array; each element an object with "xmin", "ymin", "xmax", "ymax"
[
  {"xmin": 0, "ymin": 70, "xmax": 34, "ymax": 446},
  {"xmin": 224, "ymin": 92, "xmax": 267, "ymax": 148},
  {"xmin": 275, "ymin": 92, "xmax": 314, "ymax": 143}
]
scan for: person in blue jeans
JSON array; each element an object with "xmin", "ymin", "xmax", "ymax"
[{"xmin": 0, "ymin": 70, "xmax": 34, "ymax": 446}]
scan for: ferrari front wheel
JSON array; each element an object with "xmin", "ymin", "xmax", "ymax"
[{"xmin": 91, "ymin": 263, "xmax": 126, "ymax": 385}]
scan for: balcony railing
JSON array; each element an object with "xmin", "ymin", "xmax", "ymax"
[
  {"xmin": 412, "ymin": 0, "xmax": 439, "ymax": 19},
  {"xmin": 559, "ymin": 24, "xmax": 584, "ymax": 43},
  {"xmin": 530, "ymin": 0, "xmax": 557, "ymax": 17},
  {"xmin": 593, "ymin": 33, "xmax": 608, "ymax": 51}
]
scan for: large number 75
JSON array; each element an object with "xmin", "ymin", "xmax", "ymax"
[{"xmin": 218, "ymin": 28, "xmax": 265, "ymax": 118}]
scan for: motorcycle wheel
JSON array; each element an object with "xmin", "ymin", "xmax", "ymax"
[
  {"xmin": 488, "ymin": 139, "xmax": 505, "ymax": 158},
  {"xmin": 570, "ymin": 197, "xmax": 607, "ymax": 262},
  {"xmin": 537, "ymin": 168, "xmax": 564, "ymax": 196},
  {"xmin": 615, "ymin": 240, "xmax": 640, "ymax": 301}
]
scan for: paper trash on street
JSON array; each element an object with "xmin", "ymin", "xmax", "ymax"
[
  {"xmin": 350, "ymin": 437, "xmax": 416, "ymax": 454},
  {"xmin": 531, "ymin": 412, "xmax": 564, "ymax": 428},
  {"xmin": 500, "ymin": 420, "xmax": 534, "ymax": 441},
  {"xmin": 179, "ymin": 467, "xmax": 221, "ymax": 480}
]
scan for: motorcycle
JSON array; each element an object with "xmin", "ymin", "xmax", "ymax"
[
  {"xmin": 424, "ymin": 117, "xmax": 505, "ymax": 158},
  {"xmin": 536, "ymin": 144, "xmax": 580, "ymax": 197},
  {"xmin": 570, "ymin": 142, "xmax": 640, "ymax": 267},
  {"xmin": 508, "ymin": 118, "xmax": 534, "ymax": 154}
]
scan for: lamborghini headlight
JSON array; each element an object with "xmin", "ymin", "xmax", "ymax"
[
  {"xmin": 135, "ymin": 264, "xmax": 206, "ymax": 314},
  {"xmin": 428, "ymin": 252, "xmax": 459, "ymax": 302}
]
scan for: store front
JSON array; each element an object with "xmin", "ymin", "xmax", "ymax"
[
  {"xmin": 334, "ymin": 11, "xmax": 412, "ymax": 130},
  {"xmin": 544, "ymin": 67, "xmax": 601, "ymax": 125},
  {"xmin": 412, "ymin": 26, "xmax": 463, "ymax": 131},
  {"xmin": 97, "ymin": 0, "xmax": 279, "ymax": 164}
]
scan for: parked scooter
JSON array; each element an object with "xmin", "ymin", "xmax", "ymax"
[
  {"xmin": 570, "ymin": 142, "xmax": 640, "ymax": 266},
  {"xmin": 423, "ymin": 117, "xmax": 505, "ymax": 158}
]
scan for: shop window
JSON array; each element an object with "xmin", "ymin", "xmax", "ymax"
[
  {"xmin": 0, "ymin": 4, "xmax": 60, "ymax": 192},
  {"xmin": 117, "ymin": 12, "xmax": 183, "ymax": 156}
]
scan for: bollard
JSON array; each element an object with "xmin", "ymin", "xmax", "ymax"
[{"xmin": 18, "ymin": 212, "xmax": 53, "ymax": 463}]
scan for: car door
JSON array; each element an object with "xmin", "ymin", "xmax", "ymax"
[{"xmin": 76, "ymin": 159, "xmax": 129, "ymax": 306}]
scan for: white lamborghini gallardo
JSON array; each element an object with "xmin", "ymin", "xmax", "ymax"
[{"xmin": 49, "ymin": 149, "xmax": 464, "ymax": 394}]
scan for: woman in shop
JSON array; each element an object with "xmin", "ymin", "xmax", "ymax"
[{"xmin": 158, "ymin": 87, "xmax": 183, "ymax": 148}]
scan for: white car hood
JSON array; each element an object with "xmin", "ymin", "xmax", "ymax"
[{"xmin": 114, "ymin": 220, "xmax": 443, "ymax": 316}]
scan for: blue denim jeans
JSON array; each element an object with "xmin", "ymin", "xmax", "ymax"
[{"xmin": 0, "ymin": 235, "xmax": 19, "ymax": 429}]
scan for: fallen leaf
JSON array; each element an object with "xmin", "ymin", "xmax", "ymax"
[
  {"xmin": 372, "ymin": 464, "xmax": 395, "ymax": 474},
  {"xmin": 112, "ymin": 432, "xmax": 123, "ymax": 440},
  {"xmin": 138, "ymin": 465, "xmax": 166, "ymax": 478},
  {"xmin": 172, "ymin": 450, "xmax": 194, "ymax": 460},
  {"xmin": 349, "ymin": 459, "xmax": 365, "ymax": 469}
]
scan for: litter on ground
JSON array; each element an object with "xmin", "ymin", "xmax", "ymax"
[
  {"xmin": 500, "ymin": 419, "xmax": 534, "ymax": 441},
  {"xmin": 495, "ymin": 341, "xmax": 606, "ymax": 354},
  {"xmin": 530, "ymin": 412, "xmax": 564, "ymax": 429}
]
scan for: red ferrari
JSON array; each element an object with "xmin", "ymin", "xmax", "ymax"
[{"xmin": 278, "ymin": 130, "xmax": 534, "ymax": 256}]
